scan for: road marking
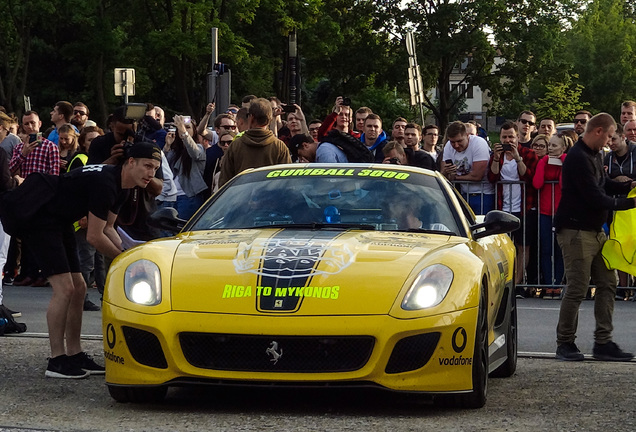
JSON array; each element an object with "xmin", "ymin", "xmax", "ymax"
[
  {"xmin": 519, "ymin": 351, "xmax": 636, "ymax": 362},
  {"xmin": 5, "ymin": 332, "xmax": 103, "ymax": 341}
]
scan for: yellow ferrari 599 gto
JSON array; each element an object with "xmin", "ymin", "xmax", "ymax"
[{"xmin": 103, "ymin": 164, "xmax": 519, "ymax": 408}]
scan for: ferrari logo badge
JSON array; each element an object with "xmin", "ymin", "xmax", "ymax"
[{"xmin": 266, "ymin": 341, "xmax": 283, "ymax": 364}]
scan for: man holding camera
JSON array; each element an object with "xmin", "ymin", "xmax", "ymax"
[
  {"xmin": 88, "ymin": 106, "xmax": 163, "ymax": 242},
  {"xmin": 317, "ymin": 96, "xmax": 360, "ymax": 140},
  {"xmin": 487, "ymin": 122, "xmax": 539, "ymax": 296}
]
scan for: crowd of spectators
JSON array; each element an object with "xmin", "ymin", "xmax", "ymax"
[{"xmin": 1, "ymin": 97, "xmax": 636, "ymax": 321}]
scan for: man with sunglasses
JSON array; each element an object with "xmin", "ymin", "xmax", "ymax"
[
  {"xmin": 516, "ymin": 111, "xmax": 536, "ymax": 148},
  {"xmin": 573, "ymin": 110, "xmax": 592, "ymax": 136},
  {"xmin": 202, "ymin": 113, "xmax": 238, "ymax": 195},
  {"xmin": 71, "ymin": 103, "xmax": 90, "ymax": 131}
]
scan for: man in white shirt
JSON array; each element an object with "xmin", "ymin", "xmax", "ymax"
[{"xmin": 441, "ymin": 121, "xmax": 495, "ymax": 215}]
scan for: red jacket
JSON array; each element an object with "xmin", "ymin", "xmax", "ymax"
[
  {"xmin": 317, "ymin": 112, "xmax": 361, "ymax": 141},
  {"xmin": 532, "ymin": 154, "xmax": 566, "ymax": 216}
]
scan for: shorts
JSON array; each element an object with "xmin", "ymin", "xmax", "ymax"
[{"xmin": 21, "ymin": 216, "xmax": 80, "ymax": 278}]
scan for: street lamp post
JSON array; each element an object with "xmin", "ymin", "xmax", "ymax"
[{"xmin": 289, "ymin": 31, "xmax": 297, "ymax": 105}]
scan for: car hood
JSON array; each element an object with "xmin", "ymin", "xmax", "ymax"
[{"xmin": 171, "ymin": 229, "xmax": 465, "ymax": 315}]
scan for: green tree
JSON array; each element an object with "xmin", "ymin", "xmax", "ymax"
[
  {"xmin": 376, "ymin": 0, "xmax": 497, "ymax": 133},
  {"xmin": 487, "ymin": 0, "xmax": 577, "ymax": 119},
  {"xmin": 532, "ymin": 73, "xmax": 587, "ymax": 122},
  {"xmin": 567, "ymin": 0, "xmax": 636, "ymax": 114}
]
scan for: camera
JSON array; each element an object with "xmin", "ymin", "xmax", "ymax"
[
  {"xmin": 282, "ymin": 105, "xmax": 296, "ymax": 114},
  {"xmin": 389, "ymin": 157, "xmax": 401, "ymax": 165},
  {"xmin": 122, "ymin": 103, "xmax": 147, "ymax": 121},
  {"xmin": 183, "ymin": 116, "xmax": 191, "ymax": 124},
  {"xmin": 501, "ymin": 143, "xmax": 512, "ymax": 152},
  {"xmin": 342, "ymin": 97, "xmax": 351, "ymax": 106},
  {"xmin": 29, "ymin": 132, "xmax": 42, "ymax": 144}
]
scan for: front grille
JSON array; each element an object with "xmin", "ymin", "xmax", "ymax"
[
  {"xmin": 385, "ymin": 332, "xmax": 441, "ymax": 374},
  {"xmin": 122, "ymin": 326, "xmax": 168, "ymax": 369},
  {"xmin": 179, "ymin": 333, "xmax": 375, "ymax": 373}
]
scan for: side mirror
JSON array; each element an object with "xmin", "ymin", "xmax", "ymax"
[
  {"xmin": 471, "ymin": 210, "xmax": 520, "ymax": 240},
  {"xmin": 148, "ymin": 207, "xmax": 186, "ymax": 234}
]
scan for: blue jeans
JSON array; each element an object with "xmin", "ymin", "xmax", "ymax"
[
  {"xmin": 468, "ymin": 193, "xmax": 495, "ymax": 216},
  {"xmin": 539, "ymin": 214, "xmax": 563, "ymax": 286}
]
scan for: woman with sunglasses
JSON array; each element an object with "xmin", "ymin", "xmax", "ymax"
[
  {"xmin": 211, "ymin": 130, "xmax": 236, "ymax": 194},
  {"xmin": 163, "ymin": 115, "xmax": 207, "ymax": 220}
]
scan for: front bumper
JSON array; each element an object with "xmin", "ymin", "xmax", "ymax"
[{"xmin": 103, "ymin": 303, "xmax": 478, "ymax": 393}]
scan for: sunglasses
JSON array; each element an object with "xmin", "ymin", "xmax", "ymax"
[
  {"xmin": 220, "ymin": 124, "xmax": 237, "ymax": 129},
  {"xmin": 573, "ymin": 118, "xmax": 588, "ymax": 124},
  {"xmin": 220, "ymin": 139, "xmax": 233, "ymax": 146},
  {"xmin": 518, "ymin": 119, "xmax": 535, "ymax": 126},
  {"xmin": 74, "ymin": 110, "xmax": 87, "ymax": 116}
]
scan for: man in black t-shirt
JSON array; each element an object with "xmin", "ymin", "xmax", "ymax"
[{"xmin": 21, "ymin": 142, "xmax": 162, "ymax": 379}]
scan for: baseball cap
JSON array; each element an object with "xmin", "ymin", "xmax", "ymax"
[
  {"xmin": 126, "ymin": 141, "xmax": 162, "ymax": 162},
  {"xmin": 290, "ymin": 133, "xmax": 314, "ymax": 149}
]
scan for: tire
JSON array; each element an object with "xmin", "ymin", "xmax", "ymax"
[
  {"xmin": 108, "ymin": 385, "xmax": 167, "ymax": 403},
  {"xmin": 491, "ymin": 288, "xmax": 517, "ymax": 378},
  {"xmin": 457, "ymin": 285, "xmax": 488, "ymax": 409}
]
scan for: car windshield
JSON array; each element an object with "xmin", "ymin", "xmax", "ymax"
[{"xmin": 188, "ymin": 166, "xmax": 462, "ymax": 235}]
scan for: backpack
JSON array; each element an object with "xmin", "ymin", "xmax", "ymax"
[
  {"xmin": 0, "ymin": 172, "xmax": 59, "ymax": 236},
  {"xmin": 0, "ymin": 304, "xmax": 27, "ymax": 335},
  {"xmin": 321, "ymin": 130, "xmax": 374, "ymax": 163}
]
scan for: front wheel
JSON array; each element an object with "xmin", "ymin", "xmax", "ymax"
[
  {"xmin": 491, "ymin": 287, "xmax": 517, "ymax": 378},
  {"xmin": 457, "ymin": 286, "xmax": 488, "ymax": 409}
]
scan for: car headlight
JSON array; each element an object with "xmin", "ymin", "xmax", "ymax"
[
  {"xmin": 401, "ymin": 264, "xmax": 454, "ymax": 310},
  {"xmin": 124, "ymin": 260, "xmax": 162, "ymax": 306}
]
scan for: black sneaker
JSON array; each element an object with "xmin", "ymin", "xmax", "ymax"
[
  {"xmin": 6, "ymin": 307, "xmax": 21, "ymax": 318},
  {"xmin": 556, "ymin": 342, "xmax": 585, "ymax": 361},
  {"xmin": 592, "ymin": 342, "xmax": 634, "ymax": 362},
  {"xmin": 83, "ymin": 298, "xmax": 100, "ymax": 311},
  {"xmin": 45, "ymin": 355, "xmax": 89, "ymax": 379},
  {"xmin": 68, "ymin": 351, "xmax": 105, "ymax": 375},
  {"xmin": 0, "ymin": 304, "xmax": 21, "ymax": 318},
  {"xmin": 3, "ymin": 276, "xmax": 14, "ymax": 286}
]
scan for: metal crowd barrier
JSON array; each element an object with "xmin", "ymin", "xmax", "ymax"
[{"xmin": 451, "ymin": 180, "xmax": 634, "ymax": 298}]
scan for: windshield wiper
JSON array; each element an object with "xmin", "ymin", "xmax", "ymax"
[
  {"xmin": 403, "ymin": 228, "xmax": 457, "ymax": 236},
  {"xmin": 258, "ymin": 222, "xmax": 377, "ymax": 230}
]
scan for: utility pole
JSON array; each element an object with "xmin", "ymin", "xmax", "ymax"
[
  {"xmin": 406, "ymin": 32, "xmax": 425, "ymax": 126},
  {"xmin": 288, "ymin": 31, "xmax": 298, "ymax": 105},
  {"xmin": 207, "ymin": 27, "xmax": 231, "ymax": 123}
]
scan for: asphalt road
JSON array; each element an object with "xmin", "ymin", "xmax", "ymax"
[
  {"xmin": 5, "ymin": 284, "xmax": 636, "ymax": 358},
  {"xmin": 3, "ymin": 285, "xmax": 636, "ymax": 431}
]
